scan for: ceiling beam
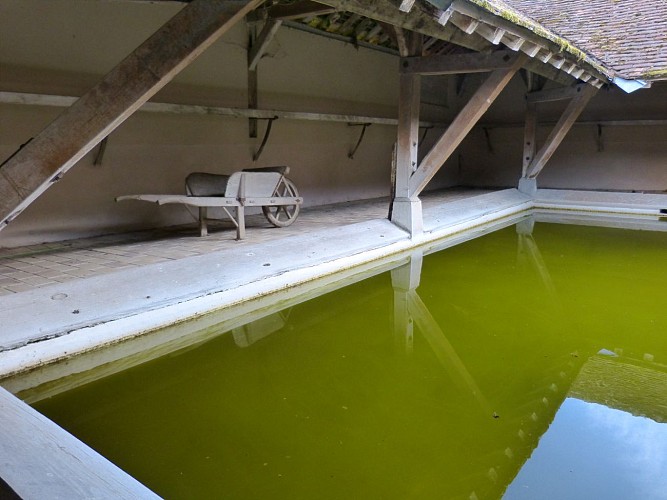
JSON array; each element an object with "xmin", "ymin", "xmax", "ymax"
[
  {"xmin": 400, "ymin": 48, "xmax": 518, "ymax": 75},
  {"xmin": 526, "ymin": 83, "xmax": 589, "ymax": 104},
  {"xmin": 249, "ymin": 0, "xmax": 336, "ymax": 22},
  {"xmin": 0, "ymin": 0, "xmax": 263, "ymax": 231}
]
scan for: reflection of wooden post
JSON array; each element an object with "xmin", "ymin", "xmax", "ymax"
[
  {"xmin": 391, "ymin": 250, "xmax": 423, "ymax": 352},
  {"xmin": 408, "ymin": 292, "xmax": 494, "ymax": 416}
]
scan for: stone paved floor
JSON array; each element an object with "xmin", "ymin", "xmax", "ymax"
[{"xmin": 0, "ymin": 189, "xmax": 491, "ymax": 296}]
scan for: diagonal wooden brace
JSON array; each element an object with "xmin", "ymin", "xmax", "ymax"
[
  {"xmin": 409, "ymin": 53, "xmax": 527, "ymax": 196},
  {"xmin": 525, "ymin": 84, "xmax": 598, "ymax": 179}
]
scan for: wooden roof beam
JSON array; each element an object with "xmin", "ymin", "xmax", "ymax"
[
  {"xmin": 248, "ymin": 0, "xmax": 335, "ymax": 22},
  {"xmin": 316, "ymin": 0, "xmax": 494, "ymax": 53},
  {"xmin": 400, "ymin": 49, "xmax": 518, "ymax": 75},
  {"xmin": 0, "ymin": 0, "xmax": 263, "ymax": 231}
]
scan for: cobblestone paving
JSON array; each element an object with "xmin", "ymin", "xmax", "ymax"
[{"xmin": 0, "ymin": 190, "xmax": 490, "ymax": 296}]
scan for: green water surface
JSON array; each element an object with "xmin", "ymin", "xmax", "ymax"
[{"xmin": 31, "ymin": 221, "xmax": 667, "ymax": 499}]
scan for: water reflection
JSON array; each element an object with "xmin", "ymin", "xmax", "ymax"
[{"xmin": 19, "ymin": 221, "xmax": 667, "ymax": 498}]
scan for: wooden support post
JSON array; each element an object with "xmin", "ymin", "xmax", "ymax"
[
  {"xmin": 247, "ymin": 22, "xmax": 259, "ymax": 138},
  {"xmin": 0, "ymin": 0, "xmax": 263, "ymax": 231},
  {"xmin": 409, "ymin": 53, "xmax": 527, "ymax": 196},
  {"xmin": 522, "ymin": 101, "xmax": 537, "ymax": 177},
  {"xmin": 391, "ymin": 31, "xmax": 423, "ymax": 236},
  {"xmin": 391, "ymin": 250, "xmax": 423, "ymax": 352},
  {"xmin": 525, "ymin": 84, "xmax": 597, "ymax": 179}
]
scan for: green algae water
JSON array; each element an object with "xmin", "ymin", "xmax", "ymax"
[{"xmin": 30, "ymin": 221, "xmax": 667, "ymax": 499}]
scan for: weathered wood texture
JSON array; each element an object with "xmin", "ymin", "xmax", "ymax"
[
  {"xmin": 395, "ymin": 33, "xmax": 422, "ymax": 200},
  {"xmin": 249, "ymin": 0, "xmax": 336, "ymax": 21},
  {"xmin": 0, "ymin": 0, "xmax": 263, "ymax": 231},
  {"xmin": 526, "ymin": 84, "xmax": 598, "ymax": 179},
  {"xmin": 409, "ymin": 53, "xmax": 527, "ymax": 195},
  {"xmin": 317, "ymin": 0, "xmax": 493, "ymax": 53},
  {"xmin": 400, "ymin": 49, "xmax": 518, "ymax": 75},
  {"xmin": 526, "ymin": 83, "xmax": 588, "ymax": 104},
  {"xmin": 0, "ymin": 386, "xmax": 160, "ymax": 499}
]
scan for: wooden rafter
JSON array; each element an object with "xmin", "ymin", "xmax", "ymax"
[
  {"xmin": 249, "ymin": 0, "xmax": 336, "ymax": 21},
  {"xmin": 316, "ymin": 0, "xmax": 493, "ymax": 52},
  {"xmin": 0, "ymin": 0, "xmax": 263, "ymax": 230},
  {"xmin": 525, "ymin": 84, "xmax": 598, "ymax": 179},
  {"xmin": 409, "ymin": 52, "xmax": 527, "ymax": 196}
]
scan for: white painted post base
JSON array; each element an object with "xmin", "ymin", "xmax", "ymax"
[
  {"xmin": 518, "ymin": 177, "xmax": 538, "ymax": 196},
  {"xmin": 390, "ymin": 197, "xmax": 423, "ymax": 237}
]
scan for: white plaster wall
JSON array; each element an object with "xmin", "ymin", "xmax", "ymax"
[{"xmin": 457, "ymin": 78, "xmax": 667, "ymax": 191}]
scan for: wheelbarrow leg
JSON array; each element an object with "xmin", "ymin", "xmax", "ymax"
[
  {"xmin": 199, "ymin": 207, "xmax": 208, "ymax": 237},
  {"xmin": 236, "ymin": 205, "xmax": 245, "ymax": 240}
]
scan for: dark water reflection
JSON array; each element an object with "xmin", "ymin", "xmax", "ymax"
[{"xmin": 31, "ymin": 220, "xmax": 667, "ymax": 499}]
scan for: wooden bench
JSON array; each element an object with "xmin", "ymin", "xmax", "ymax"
[{"xmin": 116, "ymin": 166, "xmax": 302, "ymax": 239}]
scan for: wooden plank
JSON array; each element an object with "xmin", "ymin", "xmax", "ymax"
[
  {"xmin": 0, "ymin": 386, "xmax": 160, "ymax": 499},
  {"xmin": 400, "ymin": 49, "xmax": 518, "ymax": 75},
  {"xmin": 0, "ymin": 0, "xmax": 263, "ymax": 232},
  {"xmin": 248, "ymin": 18, "xmax": 283, "ymax": 71},
  {"xmin": 116, "ymin": 194, "xmax": 240, "ymax": 206},
  {"xmin": 527, "ymin": 83, "xmax": 588, "ymax": 103},
  {"xmin": 0, "ymin": 91, "xmax": 443, "ymax": 127},
  {"xmin": 409, "ymin": 53, "xmax": 527, "ymax": 196},
  {"xmin": 526, "ymin": 84, "xmax": 598, "ymax": 179}
]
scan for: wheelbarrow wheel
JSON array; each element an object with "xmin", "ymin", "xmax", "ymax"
[{"xmin": 263, "ymin": 177, "xmax": 300, "ymax": 227}]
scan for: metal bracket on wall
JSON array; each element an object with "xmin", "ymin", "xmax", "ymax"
[
  {"xmin": 483, "ymin": 127, "xmax": 494, "ymax": 153},
  {"xmin": 348, "ymin": 123, "xmax": 372, "ymax": 159},
  {"xmin": 93, "ymin": 137, "xmax": 109, "ymax": 166},
  {"xmin": 597, "ymin": 124, "xmax": 604, "ymax": 152},
  {"xmin": 419, "ymin": 125, "xmax": 433, "ymax": 145},
  {"xmin": 253, "ymin": 116, "xmax": 278, "ymax": 161}
]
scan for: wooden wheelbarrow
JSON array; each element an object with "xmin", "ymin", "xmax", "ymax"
[{"xmin": 116, "ymin": 166, "xmax": 302, "ymax": 239}]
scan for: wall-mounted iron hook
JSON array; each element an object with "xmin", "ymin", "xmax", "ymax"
[
  {"xmin": 253, "ymin": 116, "xmax": 278, "ymax": 162},
  {"xmin": 94, "ymin": 136, "xmax": 109, "ymax": 166},
  {"xmin": 348, "ymin": 123, "xmax": 372, "ymax": 160}
]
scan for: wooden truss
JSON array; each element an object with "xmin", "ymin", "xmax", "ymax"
[{"xmin": 523, "ymin": 83, "xmax": 598, "ymax": 180}]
